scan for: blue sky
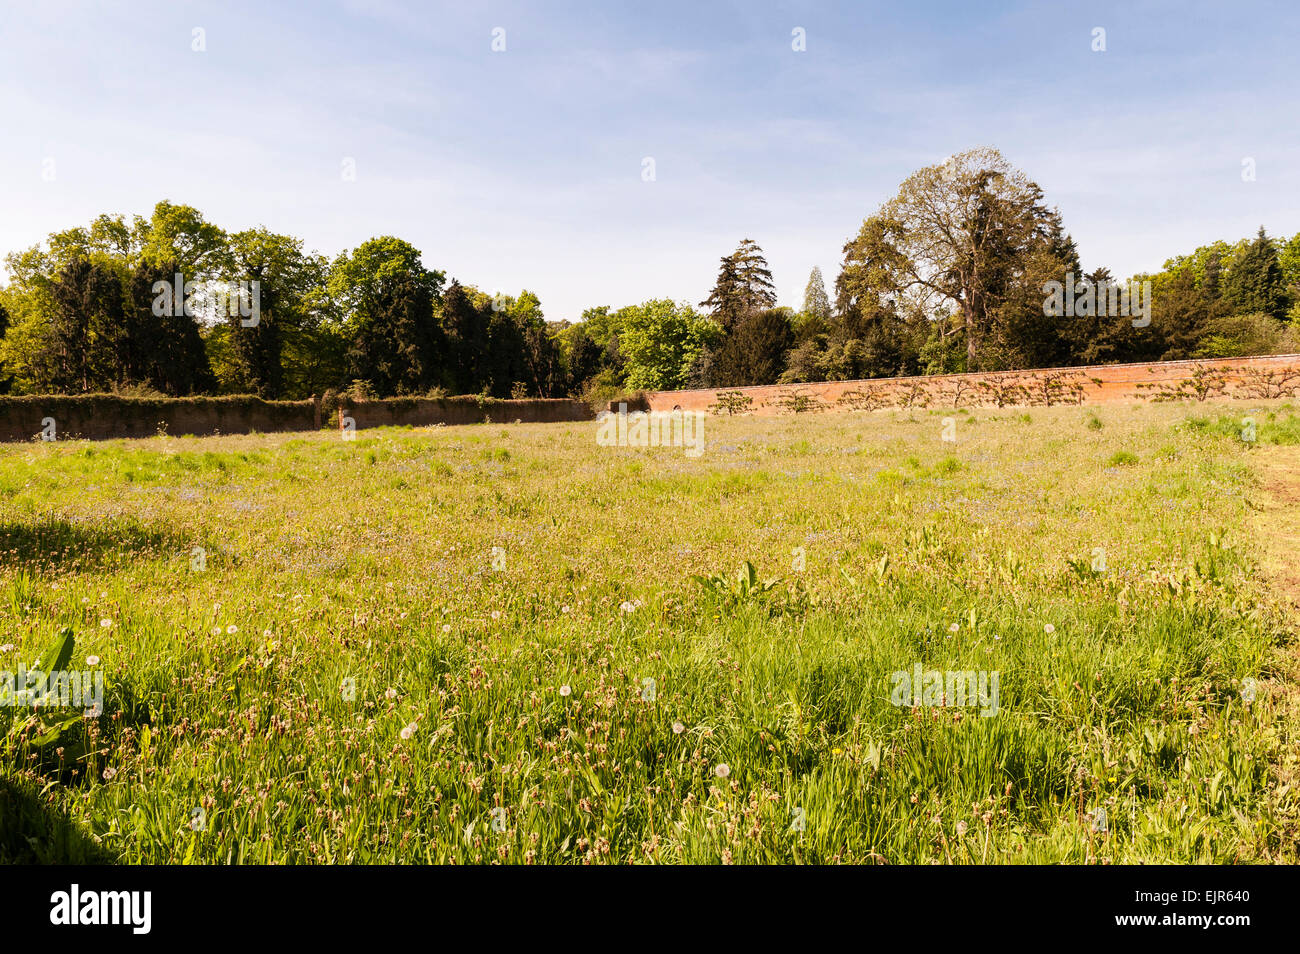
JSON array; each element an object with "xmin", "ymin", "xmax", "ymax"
[{"xmin": 1, "ymin": 0, "xmax": 1297, "ymax": 320}]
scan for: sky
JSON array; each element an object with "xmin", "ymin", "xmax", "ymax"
[{"xmin": 1, "ymin": 0, "xmax": 1298, "ymax": 321}]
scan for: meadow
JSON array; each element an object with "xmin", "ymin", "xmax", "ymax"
[{"xmin": 1, "ymin": 399, "xmax": 1298, "ymax": 864}]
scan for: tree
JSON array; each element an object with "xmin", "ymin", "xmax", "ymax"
[
  {"xmin": 0, "ymin": 300, "xmax": 11, "ymax": 393},
  {"xmin": 219, "ymin": 229, "xmax": 316, "ymax": 398},
  {"xmin": 620, "ymin": 300, "xmax": 721, "ymax": 391},
  {"xmin": 329, "ymin": 236, "xmax": 444, "ymax": 326},
  {"xmin": 700, "ymin": 239, "xmax": 776, "ymax": 334},
  {"xmin": 139, "ymin": 201, "xmax": 227, "ymax": 276},
  {"xmin": 802, "ymin": 267, "xmax": 831, "ymax": 322},
  {"xmin": 334, "ymin": 238, "xmax": 446, "ymax": 395},
  {"xmin": 127, "ymin": 259, "xmax": 215, "ymax": 395},
  {"xmin": 49, "ymin": 257, "xmax": 127, "ymax": 392},
  {"xmin": 1224, "ymin": 227, "xmax": 1288, "ymax": 322},
  {"xmin": 345, "ymin": 271, "xmax": 441, "ymax": 395},
  {"xmin": 709, "ymin": 308, "xmax": 794, "ymax": 386},
  {"xmin": 438, "ymin": 281, "xmax": 491, "ymax": 394},
  {"xmin": 839, "ymin": 148, "xmax": 1073, "ymax": 371},
  {"xmin": 560, "ymin": 324, "xmax": 605, "ymax": 394},
  {"xmin": 1152, "ymin": 267, "xmax": 1230, "ymax": 360}
]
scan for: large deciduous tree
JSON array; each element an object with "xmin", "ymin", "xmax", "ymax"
[{"xmin": 838, "ymin": 148, "xmax": 1075, "ymax": 371}]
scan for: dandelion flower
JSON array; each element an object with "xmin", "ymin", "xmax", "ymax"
[
  {"xmin": 100, "ymin": 619, "xmax": 113, "ymax": 629},
  {"xmin": 442, "ymin": 624, "xmax": 452, "ymax": 634},
  {"xmin": 0, "ymin": 644, "xmax": 13, "ymax": 653},
  {"xmin": 1044, "ymin": 623, "xmax": 1055, "ymax": 634},
  {"xmin": 672, "ymin": 721, "xmax": 684, "ymax": 735},
  {"xmin": 948, "ymin": 623, "xmax": 959, "ymax": 633},
  {"xmin": 226, "ymin": 625, "xmax": 238, "ymax": 635},
  {"xmin": 619, "ymin": 601, "xmax": 637, "ymax": 614},
  {"xmin": 86, "ymin": 655, "xmax": 100, "ymax": 666},
  {"xmin": 400, "ymin": 722, "xmax": 417, "ymax": 740},
  {"xmin": 561, "ymin": 605, "xmax": 571, "ymax": 614},
  {"xmin": 385, "ymin": 688, "xmax": 398, "ymax": 700},
  {"xmin": 491, "ymin": 611, "xmax": 500, "ymax": 621},
  {"xmin": 102, "ymin": 766, "xmax": 117, "ymax": 781},
  {"xmin": 956, "ymin": 820, "xmax": 968, "ymax": 837},
  {"xmin": 559, "ymin": 685, "xmax": 572, "ymax": 697},
  {"xmin": 715, "ymin": 763, "xmax": 731, "ymax": 779}
]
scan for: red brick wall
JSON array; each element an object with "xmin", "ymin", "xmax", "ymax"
[{"xmin": 629, "ymin": 354, "xmax": 1300, "ymax": 414}]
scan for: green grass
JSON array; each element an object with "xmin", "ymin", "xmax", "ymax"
[{"xmin": 0, "ymin": 401, "xmax": 1297, "ymax": 864}]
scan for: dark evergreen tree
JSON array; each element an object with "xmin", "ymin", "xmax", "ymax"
[
  {"xmin": 50, "ymin": 257, "xmax": 127, "ymax": 392},
  {"xmin": 1224, "ymin": 227, "xmax": 1287, "ymax": 321},
  {"xmin": 709, "ymin": 308, "xmax": 794, "ymax": 386},
  {"xmin": 345, "ymin": 271, "xmax": 441, "ymax": 395},
  {"xmin": 438, "ymin": 281, "xmax": 491, "ymax": 394},
  {"xmin": 128, "ymin": 259, "xmax": 215, "ymax": 395},
  {"xmin": 700, "ymin": 239, "xmax": 776, "ymax": 334}
]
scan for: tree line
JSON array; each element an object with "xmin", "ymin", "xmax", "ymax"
[{"xmin": 2, "ymin": 149, "xmax": 1298, "ymax": 402}]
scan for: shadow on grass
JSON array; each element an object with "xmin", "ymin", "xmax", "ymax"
[
  {"xmin": 0, "ymin": 776, "xmax": 117, "ymax": 863},
  {"xmin": 0, "ymin": 518, "xmax": 188, "ymax": 570}
]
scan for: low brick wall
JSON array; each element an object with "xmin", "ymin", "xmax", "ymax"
[
  {"xmin": 0, "ymin": 394, "xmax": 594, "ymax": 442},
  {"xmin": 631, "ymin": 354, "xmax": 1300, "ymax": 414},
  {"xmin": 0, "ymin": 395, "xmax": 318, "ymax": 442},
  {"xmin": 338, "ymin": 397, "xmax": 594, "ymax": 429}
]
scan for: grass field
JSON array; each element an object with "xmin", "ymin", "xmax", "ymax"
[{"xmin": 1, "ymin": 400, "xmax": 1298, "ymax": 864}]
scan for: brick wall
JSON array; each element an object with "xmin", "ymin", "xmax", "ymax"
[
  {"xmin": 628, "ymin": 354, "xmax": 1300, "ymax": 414},
  {"xmin": 0, "ymin": 394, "xmax": 594, "ymax": 442}
]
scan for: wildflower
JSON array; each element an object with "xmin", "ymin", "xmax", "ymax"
[
  {"xmin": 948, "ymin": 623, "xmax": 959, "ymax": 633},
  {"xmin": 86, "ymin": 655, "xmax": 100, "ymax": 666},
  {"xmin": 263, "ymin": 629, "xmax": 273, "ymax": 638},
  {"xmin": 715, "ymin": 763, "xmax": 731, "ymax": 779},
  {"xmin": 1044, "ymin": 623, "xmax": 1055, "ymax": 634},
  {"xmin": 100, "ymin": 619, "xmax": 113, "ymax": 629},
  {"xmin": 211, "ymin": 627, "xmax": 221, "ymax": 636},
  {"xmin": 559, "ymin": 685, "xmax": 572, "ymax": 697},
  {"xmin": 400, "ymin": 722, "xmax": 417, "ymax": 740},
  {"xmin": 672, "ymin": 721, "xmax": 684, "ymax": 735},
  {"xmin": 0, "ymin": 644, "xmax": 13, "ymax": 653},
  {"xmin": 227, "ymin": 625, "xmax": 238, "ymax": 635},
  {"xmin": 102, "ymin": 767, "xmax": 118, "ymax": 781},
  {"xmin": 442, "ymin": 624, "xmax": 452, "ymax": 634},
  {"xmin": 619, "ymin": 601, "xmax": 638, "ymax": 614},
  {"xmin": 561, "ymin": 605, "xmax": 571, "ymax": 614},
  {"xmin": 385, "ymin": 688, "xmax": 398, "ymax": 700},
  {"xmin": 832, "ymin": 747, "xmax": 842, "ymax": 755},
  {"xmin": 491, "ymin": 611, "xmax": 501, "ymax": 621},
  {"xmin": 956, "ymin": 820, "xmax": 968, "ymax": 837}
]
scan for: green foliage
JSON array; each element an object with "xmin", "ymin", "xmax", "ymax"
[
  {"xmin": 620, "ymin": 300, "xmax": 721, "ymax": 391},
  {"xmin": 710, "ymin": 390, "xmax": 754, "ymax": 415}
]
